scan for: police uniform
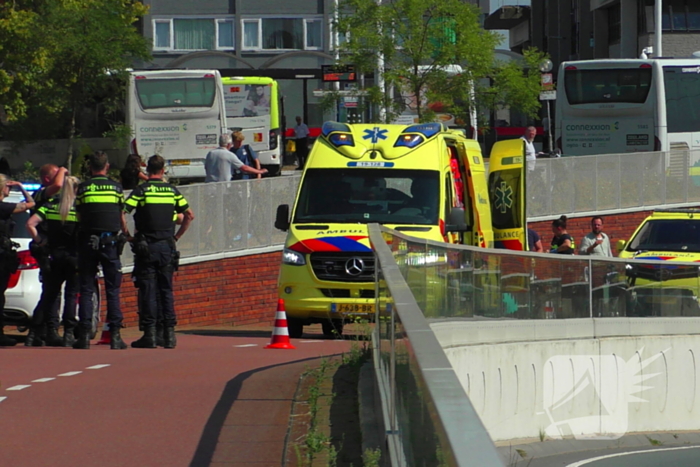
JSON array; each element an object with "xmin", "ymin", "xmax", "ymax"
[
  {"xmin": 0, "ymin": 202, "xmax": 19, "ymax": 346},
  {"xmin": 125, "ymin": 178, "xmax": 189, "ymax": 349},
  {"xmin": 32, "ymin": 196, "xmax": 79, "ymax": 346},
  {"xmin": 75, "ymin": 175, "xmax": 126, "ymax": 349},
  {"xmin": 25, "ymin": 185, "xmax": 60, "ymax": 346}
]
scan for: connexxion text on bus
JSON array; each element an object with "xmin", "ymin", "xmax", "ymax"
[
  {"xmin": 126, "ymin": 69, "xmax": 227, "ymax": 180},
  {"xmin": 221, "ymin": 77, "xmax": 282, "ymax": 175},
  {"xmin": 273, "ymin": 121, "xmax": 503, "ymax": 338},
  {"xmin": 555, "ymin": 58, "xmax": 700, "ymax": 157}
]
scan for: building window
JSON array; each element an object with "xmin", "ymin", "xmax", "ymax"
[
  {"xmin": 608, "ymin": 4, "xmax": 621, "ymax": 44},
  {"xmin": 241, "ymin": 17, "xmax": 324, "ymax": 51},
  {"xmin": 642, "ymin": 0, "xmax": 700, "ymax": 32},
  {"xmin": 152, "ymin": 17, "xmax": 235, "ymax": 51}
]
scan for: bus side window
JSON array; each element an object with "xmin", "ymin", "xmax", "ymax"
[{"xmin": 139, "ymin": 94, "xmax": 150, "ymax": 108}]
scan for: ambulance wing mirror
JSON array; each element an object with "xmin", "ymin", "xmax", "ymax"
[
  {"xmin": 445, "ymin": 207, "xmax": 468, "ymax": 233},
  {"xmin": 275, "ymin": 204, "xmax": 290, "ymax": 231}
]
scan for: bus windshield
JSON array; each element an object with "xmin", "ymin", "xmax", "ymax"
[
  {"xmin": 135, "ymin": 77, "xmax": 217, "ymax": 109},
  {"xmin": 564, "ymin": 68, "xmax": 652, "ymax": 105},
  {"xmin": 293, "ymin": 169, "xmax": 440, "ymax": 225}
]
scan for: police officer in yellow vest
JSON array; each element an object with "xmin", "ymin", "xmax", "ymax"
[
  {"xmin": 74, "ymin": 151, "xmax": 129, "ymax": 350},
  {"xmin": 124, "ymin": 155, "xmax": 194, "ymax": 349}
]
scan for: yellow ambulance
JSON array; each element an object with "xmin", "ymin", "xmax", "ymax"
[{"xmin": 274, "ymin": 122, "xmax": 494, "ymax": 337}]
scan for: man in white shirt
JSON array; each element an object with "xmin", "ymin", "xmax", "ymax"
[
  {"xmin": 293, "ymin": 116, "xmax": 310, "ymax": 170},
  {"xmin": 521, "ymin": 126, "xmax": 539, "ymax": 173},
  {"xmin": 579, "ymin": 216, "xmax": 613, "ymax": 257}
]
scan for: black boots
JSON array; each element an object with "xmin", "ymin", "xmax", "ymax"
[
  {"xmin": 44, "ymin": 327, "xmax": 64, "ymax": 347},
  {"xmin": 72, "ymin": 330, "xmax": 90, "ymax": 349},
  {"xmin": 110, "ymin": 326, "xmax": 127, "ymax": 350},
  {"xmin": 0, "ymin": 328, "xmax": 16, "ymax": 347},
  {"xmin": 131, "ymin": 326, "xmax": 156, "ymax": 349},
  {"xmin": 25, "ymin": 328, "xmax": 45, "ymax": 347},
  {"xmin": 62, "ymin": 328, "xmax": 76, "ymax": 347},
  {"xmin": 163, "ymin": 326, "xmax": 176, "ymax": 349},
  {"xmin": 155, "ymin": 324, "xmax": 165, "ymax": 347}
]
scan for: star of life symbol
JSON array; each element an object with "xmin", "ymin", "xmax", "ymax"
[
  {"xmin": 541, "ymin": 348, "xmax": 666, "ymax": 440},
  {"xmin": 362, "ymin": 127, "xmax": 388, "ymax": 144},
  {"xmin": 494, "ymin": 181, "xmax": 513, "ymax": 214}
]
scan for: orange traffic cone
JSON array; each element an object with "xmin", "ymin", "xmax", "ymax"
[
  {"xmin": 95, "ymin": 323, "xmax": 111, "ymax": 345},
  {"xmin": 265, "ymin": 299, "xmax": 296, "ymax": 349}
]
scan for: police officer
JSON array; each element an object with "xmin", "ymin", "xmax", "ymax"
[
  {"xmin": 124, "ymin": 155, "xmax": 194, "ymax": 349},
  {"xmin": 25, "ymin": 164, "xmax": 67, "ymax": 346},
  {"xmin": 26, "ymin": 176, "xmax": 81, "ymax": 347},
  {"xmin": 73, "ymin": 151, "xmax": 128, "ymax": 350}
]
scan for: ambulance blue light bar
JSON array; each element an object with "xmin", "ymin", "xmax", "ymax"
[
  {"xmin": 321, "ymin": 121, "xmax": 351, "ymax": 137},
  {"xmin": 394, "ymin": 123, "xmax": 444, "ymax": 148},
  {"xmin": 329, "ymin": 133, "xmax": 354, "ymax": 147},
  {"xmin": 20, "ymin": 183, "xmax": 41, "ymax": 192}
]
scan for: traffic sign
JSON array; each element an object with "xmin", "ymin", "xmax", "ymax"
[{"xmin": 539, "ymin": 91, "xmax": 556, "ymax": 100}]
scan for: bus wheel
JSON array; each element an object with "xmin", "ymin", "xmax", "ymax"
[
  {"xmin": 263, "ymin": 165, "xmax": 282, "ymax": 177},
  {"xmin": 322, "ymin": 321, "xmax": 343, "ymax": 338},
  {"xmin": 287, "ymin": 318, "xmax": 303, "ymax": 338}
]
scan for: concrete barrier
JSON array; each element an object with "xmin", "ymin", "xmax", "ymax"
[{"xmin": 433, "ymin": 318, "xmax": 700, "ymax": 442}]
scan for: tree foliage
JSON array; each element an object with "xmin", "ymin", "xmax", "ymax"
[
  {"xmin": 0, "ymin": 0, "xmax": 150, "ymax": 163},
  {"xmin": 335, "ymin": 0, "xmax": 546, "ymax": 127}
]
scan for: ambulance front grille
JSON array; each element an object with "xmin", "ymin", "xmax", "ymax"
[{"xmin": 310, "ymin": 252, "xmax": 375, "ymax": 282}]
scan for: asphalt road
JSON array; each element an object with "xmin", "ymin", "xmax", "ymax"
[{"xmin": 0, "ymin": 327, "xmax": 351, "ymax": 466}]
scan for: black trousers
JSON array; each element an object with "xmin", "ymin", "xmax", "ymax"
[
  {"xmin": 134, "ymin": 239, "xmax": 176, "ymax": 328},
  {"xmin": 77, "ymin": 237, "xmax": 123, "ymax": 331},
  {"xmin": 32, "ymin": 249, "xmax": 78, "ymax": 330},
  {"xmin": 296, "ymin": 137, "xmax": 309, "ymax": 168}
]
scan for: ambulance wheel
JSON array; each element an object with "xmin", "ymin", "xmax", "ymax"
[
  {"xmin": 322, "ymin": 321, "xmax": 343, "ymax": 338},
  {"xmin": 287, "ymin": 318, "xmax": 303, "ymax": 338}
]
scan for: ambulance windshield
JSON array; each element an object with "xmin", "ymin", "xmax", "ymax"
[{"xmin": 294, "ymin": 168, "xmax": 440, "ymax": 225}]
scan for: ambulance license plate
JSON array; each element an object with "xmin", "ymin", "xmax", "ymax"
[{"xmin": 335, "ymin": 303, "xmax": 375, "ymax": 314}]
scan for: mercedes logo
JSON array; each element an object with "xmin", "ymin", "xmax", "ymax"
[
  {"xmin": 654, "ymin": 268, "xmax": 673, "ymax": 281},
  {"xmin": 345, "ymin": 257, "xmax": 365, "ymax": 276}
]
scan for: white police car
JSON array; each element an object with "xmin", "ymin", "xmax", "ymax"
[{"xmin": 2, "ymin": 185, "xmax": 101, "ymax": 339}]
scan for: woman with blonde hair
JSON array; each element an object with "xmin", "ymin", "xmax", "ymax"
[
  {"xmin": 26, "ymin": 176, "xmax": 81, "ymax": 346},
  {"xmin": 0, "ymin": 175, "xmax": 34, "ymax": 346}
]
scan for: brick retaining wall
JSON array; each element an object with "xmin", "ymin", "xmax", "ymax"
[{"xmin": 104, "ymin": 251, "xmax": 282, "ymax": 329}]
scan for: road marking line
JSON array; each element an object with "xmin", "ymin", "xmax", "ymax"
[
  {"xmin": 6, "ymin": 385, "xmax": 31, "ymax": 391},
  {"xmin": 233, "ymin": 344, "xmax": 258, "ymax": 348},
  {"xmin": 0, "ymin": 397, "xmax": 6, "ymax": 403},
  {"xmin": 32, "ymin": 378, "xmax": 56, "ymax": 383},
  {"xmin": 86, "ymin": 364, "xmax": 110, "ymax": 370},
  {"xmin": 566, "ymin": 445, "xmax": 700, "ymax": 466},
  {"xmin": 300, "ymin": 340, "xmax": 324, "ymax": 343},
  {"xmin": 57, "ymin": 371, "xmax": 82, "ymax": 377}
]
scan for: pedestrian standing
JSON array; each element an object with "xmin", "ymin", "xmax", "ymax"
[
  {"xmin": 124, "ymin": 155, "xmax": 194, "ymax": 349},
  {"xmin": 73, "ymin": 151, "xmax": 128, "ymax": 350},
  {"xmin": 231, "ymin": 131, "xmax": 262, "ymax": 180},
  {"xmin": 527, "ymin": 228, "xmax": 544, "ymax": 252},
  {"xmin": 25, "ymin": 163, "xmax": 67, "ymax": 346},
  {"xmin": 293, "ymin": 116, "xmax": 310, "ymax": 170},
  {"xmin": 26, "ymin": 176, "xmax": 81, "ymax": 347},
  {"xmin": 0, "ymin": 177, "xmax": 35, "ymax": 346},
  {"xmin": 521, "ymin": 126, "xmax": 544, "ymax": 174},
  {"xmin": 579, "ymin": 216, "xmax": 613, "ymax": 257},
  {"xmin": 550, "ymin": 215, "xmax": 575, "ymax": 254}
]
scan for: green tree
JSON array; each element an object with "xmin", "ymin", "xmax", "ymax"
[
  {"xmin": 0, "ymin": 0, "xmax": 149, "ymax": 167},
  {"xmin": 335, "ymin": 0, "xmax": 545, "ymax": 128}
]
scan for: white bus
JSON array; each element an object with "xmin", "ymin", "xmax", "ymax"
[
  {"xmin": 555, "ymin": 58, "xmax": 700, "ymax": 159},
  {"xmin": 221, "ymin": 77, "xmax": 282, "ymax": 175},
  {"xmin": 126, "ymin": 69, "xmax": 227, "ymax": 180}
]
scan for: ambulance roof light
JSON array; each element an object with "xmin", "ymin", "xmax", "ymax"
[{"xmin": 321, "ymin": 121, "xmax": 351, "ymax": 137}]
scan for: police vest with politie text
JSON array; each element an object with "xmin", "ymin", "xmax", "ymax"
[{"xmin": 75, "ymin": 176, "xmax": 127, "ymax": 253}]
